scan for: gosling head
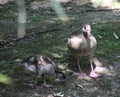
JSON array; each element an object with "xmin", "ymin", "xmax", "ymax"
[{"xmin": 82, "ymin": 24, "xmax": 91, "ymax": 36}]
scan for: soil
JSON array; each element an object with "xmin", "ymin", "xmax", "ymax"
[{"xmin": 0, "ymin": 0, "xmax": 120, "ymax": 97}]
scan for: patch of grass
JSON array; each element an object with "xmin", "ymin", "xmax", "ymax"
[
  {"xmin": 1, "ymin": 22, "xmax": 120, "ymax": 81},
  {"xmin": 92, "ymin": 23, "xmax": 120, "ymax": 61},
  {"xmin": 0, "ymin": 2, "xmax": 120, "ymax": 95}
]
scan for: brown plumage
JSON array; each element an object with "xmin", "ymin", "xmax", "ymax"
[
  {"xmin": 22, "ymin": 55, "xmax": 66, "ymax": 88},
  {"xmin": 67, "ymin": 24, "xmax": 99, "ymax": 78}
]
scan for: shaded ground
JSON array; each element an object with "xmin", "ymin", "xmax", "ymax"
[{"xmin": 0, "ymin": 0, "xmax": 120, "ymax": 97}]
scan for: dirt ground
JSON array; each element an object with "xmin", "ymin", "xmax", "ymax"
[{"xmin": 0, "ymin": 0, "xmax": 120, "ymax": 97}]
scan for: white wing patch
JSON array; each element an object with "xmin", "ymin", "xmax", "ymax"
[
  {"xmin": 68, "ymin": 37, "xmax": 83, "ymax": 49},
  {"xmin": 25, "ymin": 63, "xmax": 36, "ymax": 73}
]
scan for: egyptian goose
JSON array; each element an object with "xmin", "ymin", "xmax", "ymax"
[
  {"xmin": 67, "ymin": 24, "xmax": 99, "ymax": 78},
  {"xmin": 22, "ymin": 55, "xmax": 66, "ymax": 88}
]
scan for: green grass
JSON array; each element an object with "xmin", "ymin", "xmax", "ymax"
[
  {"xmin": 0, "ymin": 0, "xmax": 120, "ymax": 97},
  {"xmin": 92, "ymin": 23, "xmax": 120, "ymax": 61},
  {"xmin": 0, "ymin": 23, "xmax": 119, "ymax": 90},
  {"xmin": 0, "ymin": 22, "xmax": 120, "ymax": 76},
  {"xmin": 0, "ymin": 2, "xmax": 120, "ymax": 95}
]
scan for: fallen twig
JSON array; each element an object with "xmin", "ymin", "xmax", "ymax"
[
  {"xmin": 38, "ymin": 8, "xmax": 120, "ymax": 15},
  {"xmin": 14, "ymin": 28, "xmax": 62, "ymax": 42},
  {"xmin": 113, "ymin": 33, "xmax": 119, "ymax": 39},
  {"xmin": 0, "ymin": 28, "xmax": 62, "ymax": 49}
]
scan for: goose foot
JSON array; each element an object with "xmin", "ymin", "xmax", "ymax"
[
  {"xmin": 75, "ymin": 71, "xmax": 86, "ymax": 77},
  {"xmin": 42, "ymin": 84, "xmax": 52, "ymax": 88},
  {"xmin": 89, "ymin": 70, "xmax": 99, "ymax": 78}
]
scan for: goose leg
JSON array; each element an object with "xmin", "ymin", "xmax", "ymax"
[
  {"xmin": 89, "ymin": 57, "xmax": 99, "ymax": 78},
  {"xmin": 34, "ymin": 73, "xmax": 37, "ymax": 88},
  {"xmin": 42, "ymin": 75, "xmax": 52, "ymax": 88},
  {"xmin": 34, "ymin": 63, "xmax": 39, "ymax": 88},
  {"xmin": 76, "ymin": 57, "xmax": 86, "ymax": 76}
]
